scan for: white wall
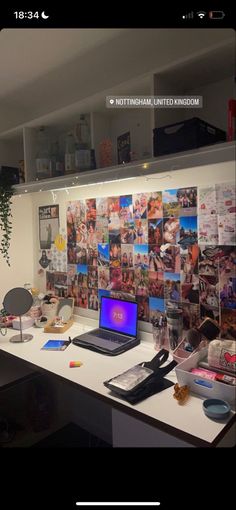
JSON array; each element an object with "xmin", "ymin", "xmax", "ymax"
[{"xmin": 0, "ymin": 194, "xmax": 34, "ymax": 305}]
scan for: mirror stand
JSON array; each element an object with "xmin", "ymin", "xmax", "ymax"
[{"xmin": 10, "ymin": 315, "xmax": 33, "ymax": 343}]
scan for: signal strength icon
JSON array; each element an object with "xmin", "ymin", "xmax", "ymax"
[
  {"xmin": 182, "ymin": 11, "xmax": 194, "ymax": 19},
  {"xmin": 197, "ymin": 11, "xmax": 206, "ymax": 19}
]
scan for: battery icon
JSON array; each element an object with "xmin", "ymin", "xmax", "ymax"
[{"xmin": 209, "ymin": 10, "xmax": 225, "ymax": 19}]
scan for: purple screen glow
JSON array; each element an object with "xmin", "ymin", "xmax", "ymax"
[{"xmin": 100, "ymin": 297, "xmax": 138, "ymax": 337}]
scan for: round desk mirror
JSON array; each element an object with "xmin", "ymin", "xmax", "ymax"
[{"xmin": 3, "ymin": 287, "xmax": 34, "ymax": 343}]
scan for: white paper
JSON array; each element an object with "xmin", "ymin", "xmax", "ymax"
[
  {"xmin": 218, "ymin": 214, "xmax": 236, "ymax": 245},
  {"xmin": 198, "ymin": 215, "xmax": 218, "ymax": 245}
]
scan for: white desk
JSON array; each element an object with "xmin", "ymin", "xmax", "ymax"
[{"xmin": 0, "ymin": 322, "xmax": 235, "ymax": 447}]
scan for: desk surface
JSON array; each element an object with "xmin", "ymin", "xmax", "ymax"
[{"xmin": 0, "ymin": 322, "xmax": 235, "ymax": 446}]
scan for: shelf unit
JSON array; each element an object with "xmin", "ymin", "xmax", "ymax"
[
  {"xmin": 0, "ymin": 36, "xmax": 234, "ymax": 192},
  {"xmin": 12, "ymin": 141, "xmax": 236, "ymax": 195}
]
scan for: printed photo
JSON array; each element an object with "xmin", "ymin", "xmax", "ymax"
[
  {"xmin": 98, "ymin": 267, "xmax": 110, "ymax": 289},
  {"xmin": 199, "ymin": 186, "xmax": 217, "ymax": 215},
  {"xmin": 182, "ymin": 303, "xmax": 200, "ymax": 330},
  {"xmin": 218, "ymin": 246, "xmax": 236, "ymax": 276},
  {"xmin": 149, "ymin": 271, "xmax": 164, "ymax": 298},
  {"xmin": 87, "ymin": 245, "xmax": 98, "ymax": 267},
  {"xmin": 39, "ymin": 204, "xmax": 59, "ymax": 249},
  {"xmin": 182, "ymin": 274, "xmax": 199, "ymax": 304},
  {"xmin": 199, "ymin": 245, "xmax": 220, "ymax": 276},
  {"xmin": 54, "ymin": 271, "xmax": 68, "ymax": 298},
  {"xmin": 46, "ymin": 271, "xmax": 55, "ymax": 292},
  {"xmin": 134, "ymin": 244, "xmax": 149, "ymax": 269},
  {"xmin": 88, "ymin": 288, "xmax": 99, "ymax": 311},
  {"xmin": 108, "ymin": 196, "xmax": 120, "ymax": 216},
  {"xmin": 216, "ymin": 182, "xmax": 236, "ymax": 215},
  {"xmin": 98, "ymin": 289, "xmax": 110, "ymax": 304},
  {"xmin": 218, "ymin": 214, "xmax": 236, "ymax": 246},
  {"xmin": 199, "ymin": 275, "xmax": 219, "ymax": 311},
  {"xmin": 120, "ymin": 224, "xmax": 136, "ymax": 244},
  {"xmin": 88, "ymin": 266, "xmax": 98, "ymax": 288},
  {"xmin": 97, "ymin": 243, "xmax": 109, "ymax": 266},
  {"xmin": 149, "ymin": 297, "xmax": 165, "ymax": 324},
  {"xmin": 121, "ymin": 244, "xmax": 133, "ymax": 268},
  {"xmin": 86, "ymin": 198, "xmax": 96, "ymax": 222},
  {"xmin": 96, "ymin": 217, "xmax": 109, "ymax": 244},
  {"xmin": 76, "ymin": 288, "xmax": 88, "ymax": 309},
  {"xmin": 109, "ymin": 242, "xmax": 121, "ymax": 268},
  {"xmin": 67, "ymin": 244, "xmax": 77, "ymax": 264},
  {"xmin": 137, "ymin": 296, "xmax": 149, "ymax": 322},
  {"xmin": 134, "ymin": 267, "xmax": 149, "ymax": 296},
  {"xmin": 179, "ymin": 216, "xmax": 198, "ymax": 245},
  {"xmin": 180, "ymin": 244, "xmax": 199, "ymax": 274},
  {"xmin": 96, "ymin": 197, "xmax": 108, "ymax": 218},
  {"xmin": 67, "ymin": 223, "xmax": 77, "ymax": 246},
  {"xmin": 110, "ymin": 291, "xmax": 135, "ymax": 302},
  {"xmin": 198, "ymin": 214, "xmax": 218, "ymax": 245},
  {"xmin": 134, "ymin": 219, "xmax": 148, "ymax": 244},
  {"xmin": 148, "ymin": 219, "xmax": 163, "ymax": 246},
  {"xmin": 163, "ymin": 189, "xmax": 181, "ymax": 217},
  {"xmin": 164, "ymin": 273, "xmax": 181, "ymax": 302},
  {"xmin": 109, "ymin": 267, "xmax": 122, "ymax": 291},
  {"xmin": 76, "ymin": 264, "xmax": 88, "ymax": 288},
  {"xmin": 133, "ymin": 192, "xmax": 148, "ymax": 219},
  {"xmin": 149, "ymin": 245, "xmax": 165, "ymax": 272},
  {"xmin": 219, "ymin": 273, "xmax": 236, "ymax": 310},
  {"xmin": 67, "ymin": 264, "xmax": 77, "ymax": 286},
  {"xmin": 160, "ymin": 244, "xmax": 180, "ymax": 273},
  {"xmin": 147, "ymin": 191, "xmax": 163, "ymax": 219},
  {"xmin": 76, "ymin": 221, "xmax": 87, "ymax": 245},
  {"xmin": 67, "ymin": 200, "xmax": 85, "ymax": 224},
  {"xmin": 220, "ymin": 309, "xmax": 236, "ymax": 340},
  {"xmin": 121, "ymin": 269, "xmax": 135, "ymax": 294},
  {"xmin": 119, "ymin": 195, "xmax": 133, "ymax": 226},
  {"xmin": 163, "ymin": 217, "xmax": 179, "ymax": 244},
  {"xmin": 177, "ymin": 187, "xmax": 197, "ymax": 216},
  {"xmin": 75, "ymin": 244, "xmax": 87, "ymax": 265},
  {"xmin": 86, "ymin": 220, "xmax": 97, "ymax": 244}
]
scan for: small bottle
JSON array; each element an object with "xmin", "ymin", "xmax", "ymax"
[
  {"xmin": 35, "ymin": 127, "xmax": 51, "ymax": 179},
  {"xmin": 50, "ymin": 141, "xmax": 64, "ymax": 177},
  {"xmin": 75, "ymin": 115, "xmax": 90, "ymax": 148},
  {"xmin": 65, "ymin": 133, "xmax": 76, "ymax": 174}
]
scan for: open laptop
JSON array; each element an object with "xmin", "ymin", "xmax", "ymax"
[{"xmin": 72, "ymin": 296, "xmax": 139, "ymax": 355}]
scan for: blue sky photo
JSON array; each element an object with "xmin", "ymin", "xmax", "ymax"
[
  {"xmin": 77, "ymin": 264, "xmax": 88, "ymax": 275},
  {"xmin": 180, "ymin": 216, "xmax": 197, "ymax": 232},
  {"xmin": 149, "ymin": 297, "xmax": 165, "ymax": 312},
  {"xmin": 98, "ymin": 243, "xmax": 109, "ymax": 262}
]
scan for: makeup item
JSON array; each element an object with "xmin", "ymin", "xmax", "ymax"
[
  {"xmin": 166, "ymin": 307, "xmax": 183, "ymax": 351},
  {"xmin": 69, "ymin": 361, "xmax": 83, "ymax": 367},
  {"xmin": 199, "ymin": 360, "xmax": 236, "ymax": 378},
  {"xmin": 191, "ymin": 367, "xmax": 236, "ymax": 386}
]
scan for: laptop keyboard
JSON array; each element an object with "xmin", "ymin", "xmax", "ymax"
[{"xmin": 93, "ymin": 330, "xmax": 127, "ymax": 344}]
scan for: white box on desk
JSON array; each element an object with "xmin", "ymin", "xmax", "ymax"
[{"xmin": 175, "ymin": 348, "xmax": 236, "ymax": 408}]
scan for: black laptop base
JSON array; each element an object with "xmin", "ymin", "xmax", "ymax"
[{"xmin": 72, "ymin": 336, "xmax": 140, "ymax": 356}]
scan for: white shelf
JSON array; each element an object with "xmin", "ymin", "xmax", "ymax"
[{"xmin": 12, "ymin": 141, "xmax": 235, "ymax": 195}]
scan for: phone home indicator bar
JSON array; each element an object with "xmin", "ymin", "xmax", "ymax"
[{"xmin": 76, "ymin": 503, "xmax": 161, "ymax": 507}]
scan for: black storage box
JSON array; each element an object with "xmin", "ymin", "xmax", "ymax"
[
  {"xmin": 0, "ymin": 166, "xmax": 19, "ymax": 185},
  {"xmin": 153, "ymin": 117, "xmax": 226, "ymax": 157}
]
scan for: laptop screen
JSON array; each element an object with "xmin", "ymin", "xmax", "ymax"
[{"xmin": 100, "ymin": 297, "xmax": 138, "ymax": 337}]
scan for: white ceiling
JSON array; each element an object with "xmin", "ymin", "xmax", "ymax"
[
  {"xmin": 0, "ymin": 28, "xmax": 234, "ymax": 134},
  {"xmin": 0, "ymin": 29, "xmax": 124, "ymax": 98}
]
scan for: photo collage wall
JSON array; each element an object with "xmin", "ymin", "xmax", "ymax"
[{"xmin": 43, "ymin": 181, "xmax": 236, "ymax": 339}]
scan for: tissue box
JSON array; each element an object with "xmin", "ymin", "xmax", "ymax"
[
  {"xmin": 12, "ymin": 316, "xmax": 34, "ymax": 330},
  {"xmin": 175, "ymin": 348, "xmax": 236, "ymax": 407}
]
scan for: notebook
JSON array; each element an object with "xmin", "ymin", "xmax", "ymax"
[{"xmin": 72, "ymin": 296, "xmax": 139, "ymax": 355}]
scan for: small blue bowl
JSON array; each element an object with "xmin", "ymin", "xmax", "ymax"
[{"xmin": 203, "ymin": 399, "xmax": 231, "ymax": 420}]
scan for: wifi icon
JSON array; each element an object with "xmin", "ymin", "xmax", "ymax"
[{"xmin": 197, "ymin": 11, "xmax": 206, "ymax": 18}]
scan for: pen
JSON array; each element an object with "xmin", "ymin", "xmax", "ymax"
[{"xmin": 69, "ymin": 361, "xmax": 83, "ymax": 367}]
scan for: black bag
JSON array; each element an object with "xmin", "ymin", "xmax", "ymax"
[{"xmin": 104, "ymin": 349, "xmax": 177, "ymax": 404}]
